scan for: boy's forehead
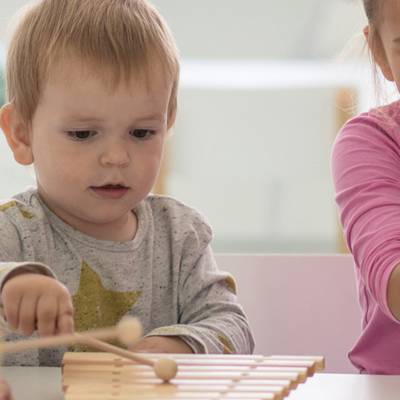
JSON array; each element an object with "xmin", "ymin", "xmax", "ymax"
[
  {"xmin": 46, "ymin": 53, "xmax": 171, "ymax": 94},
  {"xmin": 37, "ymin": 56, "xmax": 172, "ymax": 119}
]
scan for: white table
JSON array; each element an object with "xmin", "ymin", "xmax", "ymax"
[
  {"xmin": 2, "ymin": 367, "xmax": 62, "ymax": 400},
  {"xmin": 288, "ymin": 373, "xmax": 400, "ymax": 399},
  {"xmin": 3, "ymin": 367, "xmax": 400, "ymax": 400}
]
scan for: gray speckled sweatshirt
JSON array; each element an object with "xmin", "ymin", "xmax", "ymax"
[{"xmin": 0, "ymin": 188, "xmax": 254, "ymax": 366}]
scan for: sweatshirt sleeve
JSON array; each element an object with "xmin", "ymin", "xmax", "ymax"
[
  {"xmin": 146, "ymin": 214, "xmax": 255, "ymax": 354},
  {"xmin": 0, "ymin": 207, "xmax": 55, "ymax": 291},
  {"xmin": 332, "ymin": 113, "xmax": 400, "ymax": 321}
]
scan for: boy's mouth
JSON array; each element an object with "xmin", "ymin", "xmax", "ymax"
[{"xmin": 90, "ymin": 184, "xmax": 130, "ymax": 199}]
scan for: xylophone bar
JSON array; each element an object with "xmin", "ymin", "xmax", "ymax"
[
  {"xmin": 62, "ymin": 353, "xmax": 324, "ymax": 400},
  {"xmin": 63, "ymin": 352, "xmax": 323, "ymax": 375}
]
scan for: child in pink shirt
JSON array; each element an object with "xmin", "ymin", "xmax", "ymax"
[{"xmin": 332, "ymin": 0, "xmax": 400, "ymax": 374}]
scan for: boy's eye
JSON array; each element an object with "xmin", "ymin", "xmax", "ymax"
[
  {"xmin": 130, "ymin": 129, "xmax": 155, "ymax": 139},
  {"xmin": 67, "ymin": 130, "xmax": 97, "ymax": 140}
]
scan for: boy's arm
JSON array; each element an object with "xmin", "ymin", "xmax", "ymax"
[
  {"xmin": 146, "ymin": 245, "xmax": 255, "ymax": 354},
  {"xmin": 0, "ymin": 213, "xmax": 55, "ymax": 291},
  {"xmin": 0, "ymin": 214, "xmax": 73, "ymax": 336}
]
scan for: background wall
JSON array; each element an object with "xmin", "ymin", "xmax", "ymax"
[
  {"xmin": 151, "ymin": 0, "xmax": 365, "ymax": 60},
  {"xmin": 0, "ymin": 0, "xmax": 373, "ymax": 252}
]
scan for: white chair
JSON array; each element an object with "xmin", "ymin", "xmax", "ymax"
[{"xmin": 215, "ymin": 253, "xmax": 360, "ymax": 373}]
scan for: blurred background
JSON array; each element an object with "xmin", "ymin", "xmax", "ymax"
[{"xmin": 0, "ymin": 0, "xmax": 388, "ymax": 253}]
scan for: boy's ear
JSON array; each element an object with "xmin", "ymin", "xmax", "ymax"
[
  {"xmin": 0, "ymin": 103, "xmax": 34, "ymax": 165},
  {"xmin": 364, "ymin": 25, "xmax": 395, "ymax": 82}
]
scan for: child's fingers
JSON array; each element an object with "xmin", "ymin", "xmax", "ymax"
[
  {"xmin": 36, "ymin": 294, "xmax": 58, "ymax": 336},
  {"xmin": 1, "ymin": 288, "xmax": 21, "ymax": 331},
  {"xmin": 17, "ymin": 294, "xmax": 38, "ymax": 336},
  {"xmin": 56, "ymin": 294, "xmax": 74, "ymax": 334},
  {"xmin": 57, "ymin": 312, "xmax": 74, "ymax": 335}
]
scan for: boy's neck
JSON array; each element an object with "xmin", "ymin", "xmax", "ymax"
[{"xmin": 69, "ymin": 210, "xmax": 138, "ymax": 242}]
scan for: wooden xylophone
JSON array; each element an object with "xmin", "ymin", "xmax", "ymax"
[{"xmin": 62, "ymin": 352, "xmax": 325, "ymax": 400}]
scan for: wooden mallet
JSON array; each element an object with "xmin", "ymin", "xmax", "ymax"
[{"xmin": 0, "ymin": 317, "xmax": 178, "ymax": 382}]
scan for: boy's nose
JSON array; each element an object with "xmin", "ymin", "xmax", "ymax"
[{"xmin": 99, "ymin": 141, "xmax": 130, "ymax": 167}]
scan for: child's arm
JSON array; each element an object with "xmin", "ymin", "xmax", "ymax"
[
  {"xmin": 0, "ymin": 208, "xmax": 74, "ymax": 336},
  {"xmin": 143, "ymin": 245, "xmax": 254, "ymax": 354},
  {"xmin": 332, "ymin": 112, "xmax": 400, "ymax": 323},
  {"xmin": 131, "ymin": 335, "xmax": 193, "ymax": 354}
]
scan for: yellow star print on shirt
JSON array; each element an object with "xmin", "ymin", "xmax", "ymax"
[
  {"xmin": 72, "ymin": 261, "xmax": 141, "ymax": 349},
  {"xmin": 0, "ymin": 201, "xmax": 35, "ymax": 219},
  {"xmin": 224, "ymin": 275, "xmax": 237, "ymax": 295},
  {"xmin": 218, "ymin": 334, "xmax": 234, "ymax": 354}
]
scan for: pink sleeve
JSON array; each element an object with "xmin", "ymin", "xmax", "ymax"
[{"xmin": 332, "ymin": 113, "xmax": 400, "ymax": 321}]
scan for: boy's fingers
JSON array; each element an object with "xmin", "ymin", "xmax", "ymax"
[
  {"xmin": 56, "ymin": 295, "xmax": 74, "ymax": 334},
  {"xmin": 1, "ymin": 289, "xmax": 21, "ymax": 331},
  {"xmin": 57, "ymin": 312, "xmax": 74, "ymax": 334},
  {"xmin": 17, "ymin": 295, "xmax": 38, "ymax": 336},
  {"xmin": 36, "ymin": 295, "xmax": 57, "ymax": 336}
]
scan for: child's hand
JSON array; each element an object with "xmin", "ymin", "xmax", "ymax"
[
  {"xmin": 0, "ymin": 378, "xmax": 12, "ymax": 400},
  {"xmin": 131, "ymin": 336, "xmax": 193, "ymax": 354},
  {"xmin": 1, "ymin": 273, "xmax": 74, "ymax": 337}
]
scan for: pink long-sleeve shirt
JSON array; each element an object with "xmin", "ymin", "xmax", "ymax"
[{"xmin": 332, "ymin": 100, "xmax": 400, "ymax": 374}]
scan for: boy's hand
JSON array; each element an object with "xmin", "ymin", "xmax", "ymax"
[
  {"xmin": 131, "ymin": 336, "xmax": 193, "ymax": 354},
  {"xmin": 1, "ymin": 273, "xmax": 74, "ymax": 337}
]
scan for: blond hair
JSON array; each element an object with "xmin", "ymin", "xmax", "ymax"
[{"xmin": 5, "ymin": 0, "xmax": 180, "ymax": 124}]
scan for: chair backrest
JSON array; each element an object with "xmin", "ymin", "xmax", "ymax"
[{"xmin": 215, "ymin": 253, "xmax": 360, "ymax": 373}]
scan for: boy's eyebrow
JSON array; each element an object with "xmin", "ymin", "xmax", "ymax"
[
  {"xmin": 135, "ymin": 113, "xmax": 167, "ymax": 122},
  {"xmin": 67, "ymin": 117, "xmax": 104, "ymax": 123},
  {"xmin": 66, "ymin": 113, "xmax": 166, "ymax": 123}
]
